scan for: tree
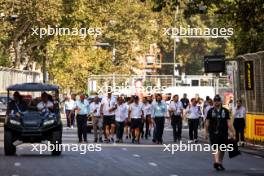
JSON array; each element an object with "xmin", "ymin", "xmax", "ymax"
[{"xmin": 147, "ymin": 0, "xmax": 264, "ymax": 55}]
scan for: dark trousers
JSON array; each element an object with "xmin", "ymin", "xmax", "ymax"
[
  {"xmin": 171, "ymin": 115, "xmax": 182, "ymax": 140},
  {"xmin": 139, "ymin": 116, "xmax": 151, "ymax": 137},
  {"xmin": 233, "ymin": 118, "xmax": 245, "ymax": 142},
  {"xmin": 116, "ymin": 121, "xmax": 125, "ymax": 140},
  {"xmin": 188, "ymin": 119, "xmax": 199, "ymax": 140},
  {"xmin": 140, "ymin": 119, "xmax": 144, "ymax": 136},
  {"xmin": 76, "ymin": 115, "xmax": 88, "ymax": 142},
  {"xmin": 145, "ymin": 115, "xmax": 151, "ymax": 138},
  {"xmin": 66, "ymin": 110, "xmax": 75, "ymax": 127},
  {"xmin": 152, "ymin": 124, "xmax": 157, "ymax": 141},
  {"xmin": 154, "ymin": 117, "xmax": 165, "ymax": 143}
]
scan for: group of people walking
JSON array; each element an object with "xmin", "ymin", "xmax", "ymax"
[
  {"xmin": 64, "ymin": 92, "xmax": 246, "ymax": 146},
  {"xmin": 7, "ymin": 89, "xmax": 247, "ymax": 171},
  {"xmin": 63, "ymin": 92, "xmax": 247, "ymax": 171}
]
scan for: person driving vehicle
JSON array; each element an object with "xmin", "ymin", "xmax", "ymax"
[
  {"xmin": 37, "ymin": 92, "xmax": 54, "ymax": 113},
  {"xmin": 7, "ymin": 91, "xmax": 27, "ymax": 116}
]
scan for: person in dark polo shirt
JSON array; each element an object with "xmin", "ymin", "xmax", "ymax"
[
  {"xmin": 7, "ymin": 91, "xmax": 27, "ymax": 116},
  {"xmin": 180, "ymin": 93, "xmax": 189, "ymax": 109},
  {"xmin": 205, "ymin": 95, "xmax": 235, "ymax": 171}
]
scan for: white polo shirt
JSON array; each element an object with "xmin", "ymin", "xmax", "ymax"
[
  {"xmin": 142, "ymin": 103, "xmax": 152, "ymax": 117},
  {"xmin": 186, "ymin": 105, "xmax": 201, "ymax": 119},
  {"xmin": 64, "ymin": 99, "xmax": 76, "ymax": 111},
  {"xmin": 89, "ymin": 102, "xmax": 101, "ymax": 117},
  {"xmin": 169, "ymin": 101, "xmax": 183, "ymax": 116},
  {"xmin": 101, "ymin": 97, "xmax": 116, "ymax": 116},
  {"xmin": 115, "ymin": 103, "xmax": 128, "ymax": 122},
  {"xmin": 129, "ymin": 102, "xmax": 144, "ymax": 119},
  {"xmin": 75, "ymin": 99, "xmax": 89, "ymax": 115},
  {"xmin": 37, "ymin": 101, "xmax": 54, "ymax": 112},
  {"xmin": 233, "ymin": 106, "xmax": 246, "ymax": 119}
]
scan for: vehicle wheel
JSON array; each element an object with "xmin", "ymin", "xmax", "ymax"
[
  {"xmin": 4, "ymin": 130, "xmax": 16, "ymax": 156},
  {"xmin": 51, "ymin": 130, "xmax": 62, "ymax": 156}
]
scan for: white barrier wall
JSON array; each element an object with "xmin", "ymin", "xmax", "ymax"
[{"xmin": 0, "ymin": 67, "xmax": 42, "ymax": 92}]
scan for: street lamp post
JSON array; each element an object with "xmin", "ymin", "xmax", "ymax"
[
  {"xmin": 43, "ymin": 51, "xmax": 47, "ymax": 83},
  {"xmin": 172, "ymin": 5, "xmax": 179, "ymax": 86}
]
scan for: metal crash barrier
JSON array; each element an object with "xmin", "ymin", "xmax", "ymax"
[
  {"xmin": 0, "ymin": 67, "xmax": 42, "ymax": 93},
  {"xmin": 237, "ymin": 51, "xmax": 264, "ymax": 142}
]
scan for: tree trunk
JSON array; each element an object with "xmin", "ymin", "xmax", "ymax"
[{"xmin": 13, "ymin": 40, "xmax": 20, "ymax": 68}]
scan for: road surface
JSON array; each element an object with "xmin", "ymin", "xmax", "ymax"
[{"xmin": 0, "ymin": 124, "xmax": 263, "ymax": 176}]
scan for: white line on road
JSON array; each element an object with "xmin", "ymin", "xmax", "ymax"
[
  {"xmin": 249, "ymin": 168, "xmax": 257, "ymax": 171},
  {"xmin": 121, "ymin": 148, "xmax": 127, "ymax": 151},
  {"xmin": 132, "ymin": 154, "xmax": 141, "ymax": 158},
  {"xmin": 253, "ymin": 155, "xmax": 262, "ymax": 159},
  {"xmin": 14, "ymin": 162, "xmax": 21, "ymax": 167},
  {"xmin": 11, "ymin": 174, "xmax": 19, "ymax": 176},
  {"xmin": 62, "ymin": 134, "xmax": 79, "ymax": 137},
  {"xmin": 62, "ymin": 137, "xmax": 94, "ymax": 140},
  {"xmin": 148, "ymin": 162, "xmax": 158, "ymax": 167},
  {"xmin": 170, "ymin": 175, "xmax": 179, "ymax": 176},
  {"xmin": 63, "ymin": 127, "xmax": 77, "ymax": 130}
]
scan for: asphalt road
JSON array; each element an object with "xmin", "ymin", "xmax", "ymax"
[{"xmin": 0, "ymin": 123, "xmax": 264, "ymax": 176}]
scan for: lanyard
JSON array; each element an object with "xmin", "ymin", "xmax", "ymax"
[
  {"xmin": 174, "ymin": 102, "xmax": 178, "ymax": 112},
  {"xmin": 15, "ymin": 102, "xmax": 21, "ymax": 113}
]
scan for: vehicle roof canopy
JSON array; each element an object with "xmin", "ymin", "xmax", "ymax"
[{"xmin": 7, "ymin": 83, "xmax": 59, "ymax": 92}]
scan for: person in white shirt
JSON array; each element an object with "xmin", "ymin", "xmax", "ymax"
[
  {"xmin": 186, "ymin": 98, "xmax": 202, "ymax": 143},
  {"xmin": 197, "ymin": 98, "xmax": 204, "ymax": 129},
  {"xmin": 64, "ymin": 95, "xmax": 76, "ymax": 128},
  {"xmin": 115, "ymin": 96, "xmax": 128, "ymax": 143},
  {"xmin": 90, "ymin": 95, "xmax": 103, "ymax": 143},
  {"xmin": 124, "ymin": 97, "xmax": 133, "ymax": 140},
  {"xmin": 37, "ymin": 92, "xmax": 54, "ymax": 113},
  {"xmin": 233, "ymin": 99, "xmax": 246, "ymax": 145},
  {"xmin": 74, "ymin": 94, "xmax": 90, "ymax": 143},
  {"xmin": 168, "ymin": 95, "xmax": 184, "ymax": 142},
  {"xmin": 100, "ymin": 92, "xmax": 117, "ymax": 143},
  {"xmin": 128, "ymin": 96, "xmax": 144, "ymax": 144},
  {"xmin": 204, "ymin": 98, "xmax": 214, "ymax": 120},
  {"xmin": 142, "ymin": 97, "xmax": 153, "ymax": 139}
]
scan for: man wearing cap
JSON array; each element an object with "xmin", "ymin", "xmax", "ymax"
[
  {"xmin": 205, "ymin": 95, "xmax": 235, "ymax": 171},
  {"xmin": 151, "ymin": 94, "xmax": 167, "ymax": 144},
  {"xmin": 74, "ymin": 94, "xmax": 90, "ymax": 143}
]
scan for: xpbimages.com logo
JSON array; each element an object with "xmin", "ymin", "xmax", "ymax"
[
  {"xmin": 163, "ymin": 141, "xmax": 234, "ymax": 155},
  {"xmin": 31, "ymin": 25, "xmax": 102, "ymax": 39},
  {"xmin": 95, "ymin": 85, "xmax": 167, "ymax": 95},
  {"xmin": 31, "ymin": 141, "xmax": 102, "ymax": 154},
  {"xmin": 164, "ymin": 25, "xmax": 234, "ymax": 39}
]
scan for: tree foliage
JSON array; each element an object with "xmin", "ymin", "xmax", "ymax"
[
  {"xmin": 0, "ymin": 0, "xmax": 262, "ymax": 91},
  {"xmin": 148, "ymin": 0, "xmax": 264, "ymax": 55}
]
